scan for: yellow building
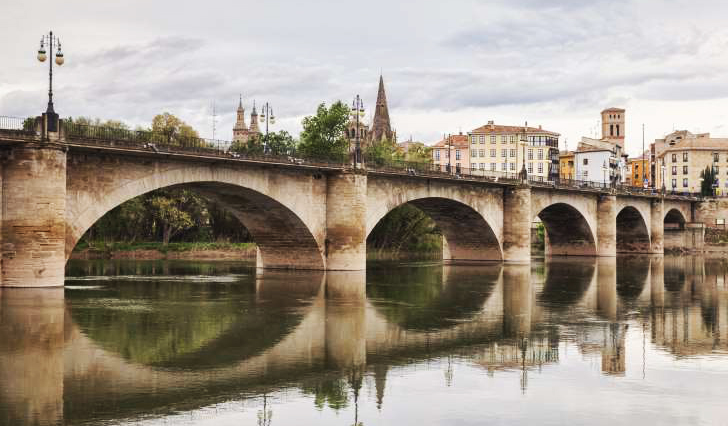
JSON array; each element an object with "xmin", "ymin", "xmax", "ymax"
[
  {"xmin": 653, "ymin": 131, "xmax": 728, "ymax": 194},
  {"xmin": 626, "ymin": 158, "xmax": 650, "ymax": 187},
  {"xmin": 559, "ymin": 152, "xmax": 575, "ymax": 180},
  {"xmin": 466, "ymin": 121, "xmax": 560, "ymax": 181}
]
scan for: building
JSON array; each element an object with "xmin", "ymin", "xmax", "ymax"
[
  {"xmin": 573, "ymin": 137, "xmax": 624, "ymax": 185},
  {"xmin": 465, "ymin": 121, "xmax": 560, "ymax": 181},
  {"xmin": 396, "ymin": 139, "xmax": 430, "ymax": 162},
  {"xmin": 368, "ymin": 75, "xmax": 396, "ymax": 145},
  {"xmin": 559, "ymin": 151, "xmax": 575, "ymax": 180},
  {"xmin": 626, "ymin": 157, "xmax": 650, "ymax": 187},
  {"xmin": 432, "ymin": 134, "xmax": 469, "ymax": 172},
  {"xmin": 232, "ymin": 96, "xmax": 261, "ymax": 144},
  {"xmin": 601, "ymin": 108, "xmax": 625, "ymax": 147},
  {"xmin": 653, "ymin": 130, "xmax": 728, "ymax": 194}
]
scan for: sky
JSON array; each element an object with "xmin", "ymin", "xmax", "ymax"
[{"xmin": 2, "ymin": 0, "xmax": 728, "ymax": 156}]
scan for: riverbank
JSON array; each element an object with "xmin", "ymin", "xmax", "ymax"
[{"xmin": 71, "ymin": 242, "xmax": 257, "ymax": 260}]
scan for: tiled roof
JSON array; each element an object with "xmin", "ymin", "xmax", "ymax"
[
  {"xmin": 432, "ymin": 134, "xmax": 469, "ymax": 148},
  {"xmin": 601, "ymin": 107, "xmax": 625, "ymax": 113},
  {"xmin": 469, "ymin": 124, "xmax": 559, "ymax": 136}
]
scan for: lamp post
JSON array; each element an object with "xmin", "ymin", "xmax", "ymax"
[
  {"xmin": 519, "ymin": 128, "xmax": 528, "ymax": 182},
  {"xmin": 351, "ymin": 95, "xmax": 365, "ymax": 166},
  {"xmin": 446, "ymin": 133, "xmax": 452, "ymax": 175},
  {"xmin": 37, "ymin": 31, "xmax": 64, "ymax": 132},
  {"xmin": 602, "ymin": 160, "xmax": 608, "ymax": 188},
  {"xmin": 259, "ymin": 102, "xmax": 275, "ymax": 154}
]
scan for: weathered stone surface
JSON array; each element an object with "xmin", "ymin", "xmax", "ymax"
[
  {"xmin": 326, "ymin": 172, "xmax": 367, "ymax": 270},
  {"xmin": 2, "ymin": 146, "xmax": 67, "ymax": 287},
  {"xmin": 597, "ymin": 195, "xmax": 617, "ymax": 257},
  {"xmin": 503, "ymin": 186, "xmax": 531, "ymax": 262},
  {"xmin": 616, "ymin": 206, "xmax": 651, "ymax": 253},
  {"xmin": 650, "ymin": 200, "xmax": 665, "ymax": 254}
]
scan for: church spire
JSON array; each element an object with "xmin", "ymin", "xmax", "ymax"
[
  {"xmin": 232, "ymin": 94, "xmax": 248, "ymax": 142},
  {"xmin": 370, "ymin": 74, "xmax": 393, "ymax": 144},
  {"xmin": 249, "ymin": 100, "xmax": 261, "ymax": 134}
]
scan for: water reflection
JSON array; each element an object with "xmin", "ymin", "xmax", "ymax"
[{"xmin": 2, "ymin": 256, "xmax": 728, "ymax": 424}]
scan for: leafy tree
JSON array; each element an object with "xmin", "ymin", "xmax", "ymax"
[
  {"xmin": 367, "ymin": 204, "xmax": 441, "ymax": 255},
  {"xmin": 230, "ymin": 131, "xmax": 297, "ymax": 156},
  {"xmin": 364, "ymin": 138, "xmax": 403, "ymax": 166},
  {"xmin": 297, "ymin": 101, "xmax": 350, "ymax": 161},
  {"xmin": 700, "ymin": 166, "xmax": 717, "ymax": 197},
  {"xmin": 151, "ymin": 112, "xmax": 199, "ymax": 146},
  {"xmin": 400, "ymin": 142, "xmax": 433, "ymax": 163},
  {"xmin": 148, "ymin": 193, "xmax": 196, "ymax": 246}
]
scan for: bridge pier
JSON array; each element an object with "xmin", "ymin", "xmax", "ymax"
[
  {"xmin": 597, "ymin": 195, "xmax": 617, "ymax": 257},
  {"xmin": 650, "ymin": 200, "xmax": 664, "ymax": 254},
  {"xmin": 503, "ymin": 186, "xmax": 531, "ymax": 262},
  {"xmin": 1, "ymin": 144, "xmax": 67, "ymax": 287},
  {"xmin": 325, "ymin": 172, "xmax": 367, "ymax": 270}
]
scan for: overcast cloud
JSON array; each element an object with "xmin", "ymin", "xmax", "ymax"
[{"xmin": 2, "ymin": 0, "xmax": 728, "ymax": 154}]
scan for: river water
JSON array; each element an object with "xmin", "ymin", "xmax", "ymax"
[{"xmin": 1, "ymin": 256, "xmax": 728, "ymax": 425}]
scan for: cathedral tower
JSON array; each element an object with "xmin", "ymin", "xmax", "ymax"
[
  {"xmin": 369, "ymin": 75, "xmax": 394, "ymax": 144},
  {"xmin": 249, "ymin": 100, "xmax": 261, "ymax": 134},
  {"xmin": 232, "ymin": 95, "xmax": 249, "ymax": 143}
]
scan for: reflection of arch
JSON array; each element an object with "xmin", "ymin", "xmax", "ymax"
[
  {"xmin": 368, "ymin": 197, "xmax": 502, "ymax": 261},
  {"xmin": 538, "ymin": 258, "xmax": 596, "ymax": 308},
  {"xmin": 616, "ymin": 206, "xmax": 651, "ymax": 253},
  {"xmin": 616, "ymin": 255, "xmax": 649, "ymax": 300},
  {"xmin": 66, "ymin": 165, "xmax": 325, "ymax": 270},
  {"xmin": 664, "ymin": 208, "xmax": 686, "ymax": 230},
  {"xmin": 535, "ymin": 203, "xmax": 596, "ymax": 256}
]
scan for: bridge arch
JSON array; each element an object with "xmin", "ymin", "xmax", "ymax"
[
  {"xmin": 532, "ymin": 200, "xmax": 597, "ymax": 256},
  {"xmin": 66, "ymin": 161, "xmax": 327, "ymax": 269},
  {"xmin": 616, "ymin": 206, "xmax": 651, "ymax": 253},
  {"xmin": 664, "ymin": 208, "xmax": 687, "ymax": 230},
  {"xmin": 366, "ymin": 177, "xmax": 504, "ymax": 262}
]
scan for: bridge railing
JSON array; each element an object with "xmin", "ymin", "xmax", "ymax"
[
  {"xmin": 0, "ymin": 116, "xmax": 36, "ymax": 136},
  {"xmin": 363, "ymin": 157, "xmax": 522, "ymax": 183},
  {"xmin": 62, "ymin": 121, "xmax": 348, "ymax": 168}
]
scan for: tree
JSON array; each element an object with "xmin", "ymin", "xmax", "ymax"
[
  {"xmin": 147, "ymin": 190, "xmax": 202, "ymax": 245},
  {"xmin": 151, "ymin": 112, "xmax": 199, "ymax": 146},
  {"xmin": 230, "ymin": 131, "xmax": 297, "ymax": 157},
  {"xmin": 700, "ymin": 166, "xmax": 717, "ymax": 197},
  {"xmin": 364, "ymin": 138, "xmax": 403, "ymax": 166},
  {"xmin": 297, "ymin": 101, "xmax": 350, "ymax": 161}
]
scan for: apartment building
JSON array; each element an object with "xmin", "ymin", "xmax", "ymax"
[
  {"xmin": 432, "ymin": 134, "xmax": 470, "ymax": 172},
  {"xmin": 653, "ymin": 131, "xmax": 728, "ymax": 194}
]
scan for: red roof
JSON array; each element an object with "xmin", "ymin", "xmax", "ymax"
[{"xmin": 432, "ymin": 134, "xmax": 469, "ymax": 148}]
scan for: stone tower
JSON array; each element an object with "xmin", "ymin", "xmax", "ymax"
[
  {"xmin": 601, "ymin": 107, "xmax": 625, "ymax": 147},
  {"xmin": 232, "ymin": 95, "xmax": 249, "ymax": 143},
  {"xmin": 249, "ymin": 100, "xmax": 261, "ymax": 134},
  {"xmin": 369, "ymin": 75, "xmax": 394, "ymax": 144}
]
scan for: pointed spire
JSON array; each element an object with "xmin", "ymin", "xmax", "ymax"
[
  {"xmin": 370, "ymin": 74, "xmax": 393, "ymax": 144},
  {"xmin": 249, "ymin": 100, "xmax": 261, "ymax": 134},
  {"xmin": 238, "ymin": 93, "xmax": 243, "ymax": 110}
]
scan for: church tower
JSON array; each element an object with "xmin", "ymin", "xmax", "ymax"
[
  {"xmin": 601, "ymin": 107, "xmax": 625, "ymax": 148},
  {"xmin": 249, "ymin": 100, "xmax": 261, "ymax": 134},
  {"xmin": 232, "ymin": 95, "xmax": 249, "ymax": 143},
  {"xmin": 369, "ymin": 75, "xmax": 394, "ymax": 144}
]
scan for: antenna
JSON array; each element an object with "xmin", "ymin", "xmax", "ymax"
[{"xmin": 212, "ymin": 100, "xmax": 217, "ymax": 140}]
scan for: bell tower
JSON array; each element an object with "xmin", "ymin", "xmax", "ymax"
[
  {"xmin": 233, "ymin": 94, "xmax": 249, "ymax": 143},
  {"xmin": 601, "ymin": 108, "xmax": 625, "ymax": 147}
]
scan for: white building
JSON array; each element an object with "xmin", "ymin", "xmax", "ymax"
[{"xmin": 574, "ymin": 137, "xmax": 624, "ymax": 184}]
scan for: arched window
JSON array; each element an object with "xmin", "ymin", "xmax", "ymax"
[
  {"xmin": 616, "ymin": 124, "xmax": 620, "ymax": 136},
  {"xmin": 610, "ymin": 124, "xmax": 614, "ymax": 136}
]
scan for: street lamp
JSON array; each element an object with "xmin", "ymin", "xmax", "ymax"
[
  {"xmin": 519, "ymin": 130, "xmax": 528, "ymax": 182},
  {"xmin": 445, "ymin": 133, "xmax": 452, "ymax": 175},
  {"xmin": 661, "ymin": 164, "xmax": 666, "ymax": 194},
  {"xmin": 259, "ymin": 102, "xmax": 275, "ymax": 154},
  {"xmin": 37, "ymin": 31, "xmax": 64, "ymax": 132},
  {"xmin": 351, "ymin": 95, "xmax": 365, "ymax": 166},
  {"xmin": 602, "ymin": 160, "xmax": 608, "ymax": 188}
]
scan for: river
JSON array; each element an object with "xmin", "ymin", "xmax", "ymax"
[{"xmin": 1, "ymin": 256, "xmax": 727, "ymax": 425}]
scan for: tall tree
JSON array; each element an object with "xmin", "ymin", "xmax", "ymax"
[
  {"xmin": 151, "ymin": 112, "xmax": 199, "ymax": 145},
  {"xmin": 297, "ymin": 101, "xmax": 350, "ymax": 161},
  {"xmin": 700, "ymin": 166, "xmax": 717, "ymax": 196}
]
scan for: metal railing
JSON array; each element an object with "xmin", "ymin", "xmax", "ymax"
[
  {"xmin": 0, "ymin": 116, "xmax": 36, "ymax": 135},
  {"xmin": 62, "ymin": 121, "xmax": 348, "ymax": 169},
  {"xmin": 364, "ymin": 157, "xmax": 522, "ymax": 183}
]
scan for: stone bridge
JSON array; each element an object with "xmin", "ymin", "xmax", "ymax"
[{"xmin": 0, "ymin": 121, "xmax": 701, "ymax": 287}]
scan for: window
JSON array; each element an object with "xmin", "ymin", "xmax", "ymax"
[
  {"xmin": 634, "ymin": 174, "xmax": 639, "ymax": 180},
  {"xmin": 610, "ymin": 124, "xmax": 614, "ymax": 136},
  {"xmin": 672, "ymin": 166, "xmax": 677, "ymax": 175},
  {"xmin": 583, "ymin": 170, "xmax": 588, "ymax": 178},
  {"xmin": 683, "ymin": 178, "xmax": 688, "ymax": 187},
  {"xmin": 528, "ymin": 163, "xmax": 533, "ymax": 173},
  {"xmin": 683, "ymin": 152, "xmax": 688, "ymax": 162},
  {"xmin": 672, "ymin": 179, "xmax": 677, "ymax": 188},
  {"xmin": 510, "ymin": 149, "xmax": 516, "ymax": 158},
  {"xmin": 538, "ymin": 163, "xmax": 543, "ymax": 174},
  {"xmin": 480, "ymin": 163, "xmax": 485, "ymax": 170},
  {"xmin": 445, "ymin": 150, "xmax": 449, "ymax": 159},
  {"xmin": 683, "ymin": 166, "xmax": 688, "ymax": 175},
  {"xmin": 456, "ymin": 150, "xmax": 461, "ymax": 160},
  {"xmin": 502, "ymin": 149, "xmax": 507, "ymax": 157},
  {"xmin": 510, "ymin": 162, "xmax": 516, "ymax": 171},
  {"xmin": 490, "ymin": 149, "xmax": 496, "ymax": 157},
  {"xmin": 501, "ymin": 163, "xmax": 507, "ymax": 171},
  {"xmin": 583, "ymin": 158, "xmax": 589, "ymax": 166},
  {"xmin": 479, "ymin": 135, "xmax": 485, "ymax": 144},
  {"xmin": 490, "ymin": 135, "xmax": 496, "ymax": 144},
  {"xmin": 502, "ymin": 135, "xmax": 508, "ymax": 143},
  {"xmin": 528, "ymin": 149, "xmax": 533, "ymax": 160},
  {"xmin": 715, "ymin": 153, "xmax": 720, "ymax": 163},
  {"xmin": 471, "ymin": 136, "xmax": 477, "ymax": 145},
  {"xmin": 616, "ymin": 124, "xmax": 620, "ymax": 137},
  {"xmin": 717, "ymin": 166, "xmax": 721, "ymax": 174},
  {"xmin": 490, "ymin": 163, "xmax": 496, "ymax": 171},
  {"xmin": 435, "ymin": 150, "xmax": 440, "ymax": 160},
  {"xmin": 672, "ymin": 153, "xmax": 677, "ymax": 162},
  {"xmin": 510, "ymin": 135, "xmax": 517, "ymax": 143},
  {"xmin": 479, "ymin": 149, "xmax": 485, "ymax": 157},
  {"xmin": 471, "ymin": 149, "xmax": 477, "ymax": 158},
  {"xmin": 538, "ymin": 149, "xmax": 543, "ymax": 160}
]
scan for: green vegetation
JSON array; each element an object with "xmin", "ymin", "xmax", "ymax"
[
  {"xmin": 229, "ymin": 130, "xmax": 297, "ymax": 156},
  {"xmin": 701, "ymin": 166, "xmax": 717, "ymax": 196},
  {"xmin": 73, "ymin": 241, "xmax": 255, "ymax": 254},
  {"xmin": 297, "ymin": 101, "xmax": 350, "ymax": 161}
]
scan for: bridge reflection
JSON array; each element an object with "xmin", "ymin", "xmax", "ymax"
[{"xmin": 3, "ymin": 256, "xmax": 728, "ymax": 424}]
